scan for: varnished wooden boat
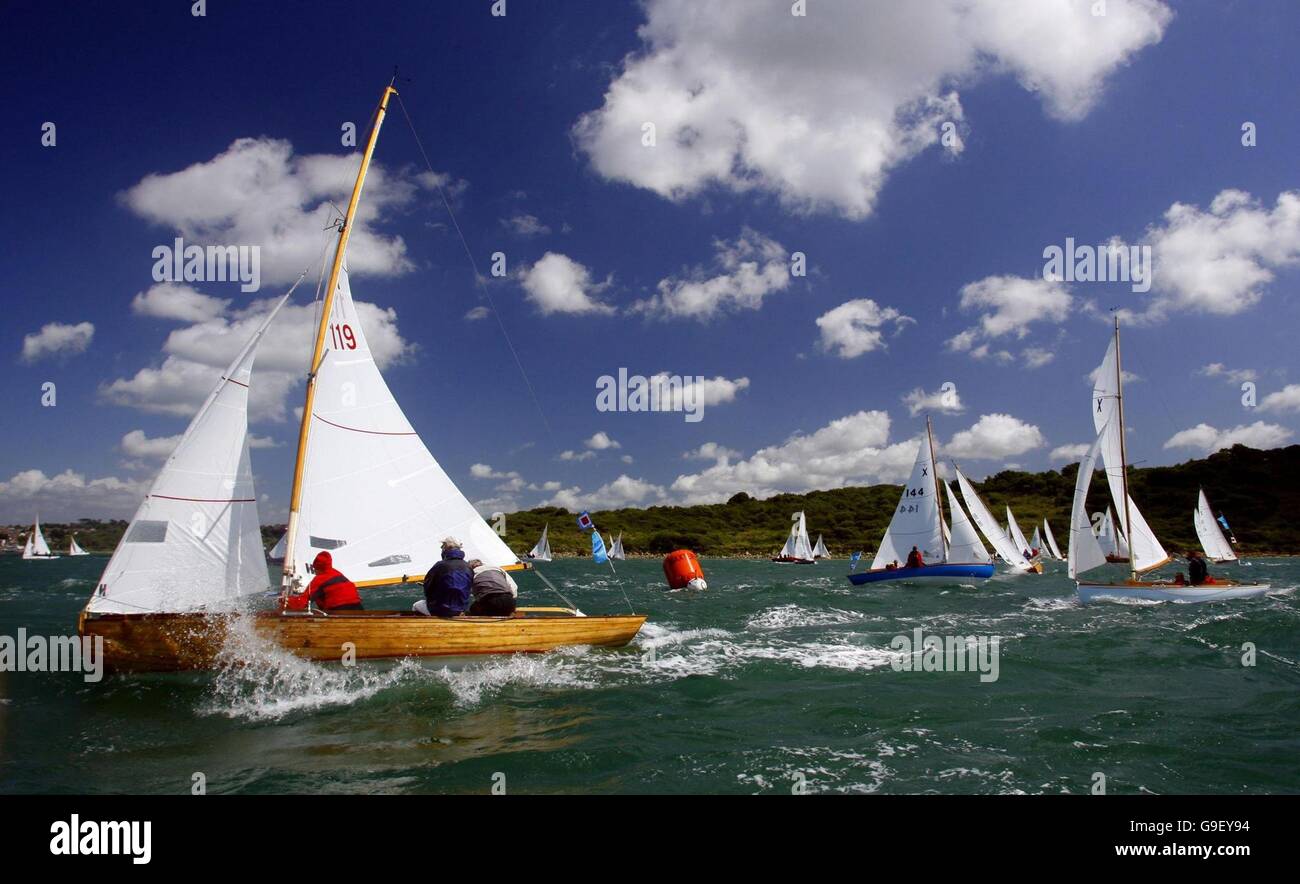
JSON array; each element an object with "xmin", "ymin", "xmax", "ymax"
[
  {"xmin": 78, "ymin": 607, "xmax": 647, "ymax": 673},
  {"xmin": 1076, "ymin": 579, "xmax": 1270, "ymax": 605}
]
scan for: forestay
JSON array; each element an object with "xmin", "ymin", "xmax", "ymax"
[
  {"xmin": 287, "ymin": 266, "xmax": 516, "ymax": 588},
  {"xmin": 88, "ymin": 295, "xmax": 288, "ymax": 613}
]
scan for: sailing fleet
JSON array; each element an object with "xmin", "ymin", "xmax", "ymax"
[{"xmin": 4, "ymin": 83, "xmax": 1271, "ymax": 676}]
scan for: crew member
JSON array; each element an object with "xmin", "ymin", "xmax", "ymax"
[
  {"xmin": 415, "ymin": 537, "xmax": 474, "ymax": 616},
  {"xmin": 906, "ymin": 546, "xmax": 925, "ymax": 568},
  {"xmin": 286, "ymin": 551, "xmax": 362, "ymax": 612},
  {"xmin": 466, "ymin": 558, "xmax": 519, "ymax": 616}
]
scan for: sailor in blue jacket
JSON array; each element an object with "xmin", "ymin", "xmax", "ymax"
[{"xmin": 417, "ymin": 537, "xmax": 475, "ymax": 617}]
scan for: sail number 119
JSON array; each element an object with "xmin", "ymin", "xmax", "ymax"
[{"xmin": 330, "ymin": 323, "xmax": 357, "ymax": 350}]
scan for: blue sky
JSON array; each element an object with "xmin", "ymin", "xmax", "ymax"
[{"xmin": 2, "ymin": 0, "xmax": 1299, "ymax": 523}]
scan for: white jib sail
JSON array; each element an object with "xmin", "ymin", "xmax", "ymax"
[
  {"xmin": 22, "ymin": 534, "xmax": 33, "ymax": 558},
  {"xmin": 781, "ymin": 511, "xmax": 815, "ymax": 559},
  {"xmin": 30, "ymin": 518, "xmax": 52, "ymax": 557},
  {"xmin": 1069, "ymin": 427, "xmax": 1109, "ymax": 580},
  {"xmin": 69, "ymin": 536, "xmax": 88, "ymax": 556},
  {"xmin": 87, "ymin": 294, "xmax": 289, "ymax": 614},
  {"xmin": 872, "ymin": 436, "xmax": 944, "ymax": 570},
  {"xmin": 1043, "ymin": 519, "xmax": 1064, "ymax": 560},
  {"xmin": 944, "ymin": 480, "xmax": 989, "ymax": 564},
  {"xmin": 611, "ymin": 532, "xmax": 625, "ymax": 559},
  {"xmin": 1007, "ymin": 507, "xmax": 1034, "ymax": 558},
  {"xmin": 954, "ymin": 467, "xmax": 1032, "ymax": 571},
  {"xmin": 1195, "ymin": 489, "xmax": 1237, "ymax": 563},
  {"xmin": 287, "ymin": 266, "xmax": 517, "ymax": 588},
  {"xmin": 1030, "ymin": 525, "xmax": 1043, "ymax": 553},
  {"xmin": 1092, "ymin": 337, "xmax": 1169, "ymax": 571},
  {"xmin": 812, "ymin": 534, "xmax": 830, "ymax": 558},
  {"xmin": 528, "ymin": 525, "xmax": 552, "ymax": 562},
  {"xmin": 268, "ymin": 532, "xmax": 287, "ymax": 561}
]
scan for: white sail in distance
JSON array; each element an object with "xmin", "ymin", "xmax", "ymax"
[
  {"xmin": 1069, "ymin": 428, "xmax": 1109, "ymax": 579},
  {"xmin": 953, "ymin": 467, "xmax": 1033, "ymax": 571},
  {"xmin": 528, "ymin": 525, "xmax": 552, "ymax": 562},
  {"xmin": 812, "ymin": 534, "xmax": 830, "ymax": 558},
  {"xmin": 1042, "ymin": 519, "xmax": 1064, "ymax": 560},
  {"xmin": 87, "ymin": 295, "xmax": 288, "ymax": 614},
  {"xmin": 781, "ymin": 511, "xmax": 815, "ymax": 560},
  {"xmin": 25, "ymin": 517, "xmax": 54, "ymax": 558},
  {"xmin": 611, "ymin": 532, "xmax": 626, "ymax": 560},
  {"xmin": 944, "ymin": 480, "xmax": 990, "ymax": 563},
  {"xmin": 268, "ymin": 531, "xmax": 287, "ymax": 561},
  {"xmin": 873, "ymin": 437, "xmax": 945, "ymax": 570},
  {"xmin": 1195, "ymin": 489, "xmax": 1237, "ymax": 563},
  {"xmin": 1091, "ymin": 334, "xmax": 1169, "ymax": 572},
  {"xmin": 287, "ymin": 266, "xmax": 518, "ymax": 588},
  {"xmin": 1006, "ymin": 507, "xmax": 1034, "ymax": 558},
  {"xmin": 69, "ymin": 536, "xmax": 88, "ymax": 556}
]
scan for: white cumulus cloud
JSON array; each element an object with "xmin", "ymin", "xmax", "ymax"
[
  {"xmin": 816, "ymin": 299, "xmax": 913, "ymax": 359},
  {"xmin": 1163, "ymin": 421, "xmax": 1293, "ymax": 455},
  {"xmin": 21, "ymin": 322, "xmax": 95, "ymax": 363},
  {"xmin": 519, "ymin": 252, "xmax": 615, "ymax": 316}
]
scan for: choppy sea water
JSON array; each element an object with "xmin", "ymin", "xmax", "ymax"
[{"xmin": 0, "ymin": 554, "xmax": 1296, "ymax": 795}]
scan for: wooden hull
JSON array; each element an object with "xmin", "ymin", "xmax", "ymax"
[
  {"xmin": 78, "ymin": 608, "xmax": 647, "ymax": 673},
  {"xmin": 1076, "ymin": 580, "xmax": 1271, "ymax": 605}
]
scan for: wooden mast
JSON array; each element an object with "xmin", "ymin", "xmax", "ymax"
[
  {"xmin": 280, "ymin": 83, "xmax": 399, "ymax": 592},
  {"xmin": 1113, "ymin": 316, "xmax": 1137, "ymax": 582},
  {"xmin": 927, "ymin": 415, "xmax": 948, "ymax": 561}
]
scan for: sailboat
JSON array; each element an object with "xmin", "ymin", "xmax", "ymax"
[
  {"xmin": 609, "ymin": 532, "xmax": 626, "ymax": 560},
  {"xmin": 811, "ymin": 534, "xmax": 830, "ymax": 559},
  {"xmin": 952, "ymin": 467, "xmax": 1039, "ymax": 574},
  {"xmin": 22, "ymin": 517, "xmax": 59, "ymax": 560},
  {"xmin": 1042, "ymin": 519, "xmax": 1064, "ymax": 561},
  {"xmin": 1095, "ymin": 507, "xmax": 1130, "ymax": 563},
  {"xmin": 78, "ymin": 84, "xmax": 645, "ymax": 670},
  {"xmin": 848, "ymin": 418, "xmax": 994, "ymax": 586},
  {"xmin": 1071, "ymin": 320, "xmax": 1268, "ymax": 603},
  {"xmin": 1194, "ymin": 489, "xmax": 1237, "ymax": 564},
  {"xmin": 526, "ymin": 524, "xmax": 552, "ymax": 562},
  {"xmin": 772, "ymin": 511, "xmax": 816, "ymax": 564},
  {"xmin": 1006, "ymin": 506, "xmax": 1037, "ymax": 561},
  {"xmin": 267, "ymin": 531, "xmax": 287, "ymax": 563},
  {"xmin": 68, "ymin": 535, "xmax": 89, "ymax": 556}
]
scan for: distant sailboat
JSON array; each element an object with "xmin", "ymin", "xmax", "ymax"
[
  {"xmin": 267, "ymin": 531, "xmax": 287, "ymax": 562},
  {"xmin": 1194, "ymin": 489, "xmax": 1237, "ymax": 564},
  {"xmin": 610, "ymin": 532, "xmax": 626, "ymax": 560},
  {"xmin": 69, "ymin": 535, "xmax": 89, "ymax": 557},
  {"xmin": 527, "ymin": 524, "xmax": 552, "ymax": 562},
  {"xmin": 772, "ymin": 511, "xmax": 816, "ymax": 564},
  {"xmin": 812, "ymin": 534, "xmax": 830, "ymax": 559},
  {"xmin": 1042, "ymin": 519, "xmax": 1064, "ymax": 561},
  {"xmin": 1095, "ymin": 507, "xmax": 1130, "ymax": 564},
  {"xmin": 1006, "ymin": 506, "xmax": 1036, "ymax": 560},
  {"xmin": 22, "ymin": 517, "xmax": 59, "ymax": 561},
  {"xmin": 952, "ymin": 467, "xmax": 1038, "ymax": 574},
  {"xmin": 1072, "ymin": 320, "xmax": 1268, "ymax": 603},
  {"xmin": 848, "ymin": 418, "xmax": 994, "ymax": 586}
]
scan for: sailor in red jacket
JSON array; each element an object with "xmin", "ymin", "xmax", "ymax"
[{"xmin": 286, "ymin": 551, "xmax": 363, "ymax": 612}]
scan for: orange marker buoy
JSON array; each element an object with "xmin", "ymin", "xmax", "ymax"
[{"xmin": 663, "ymin": 549, "xmax": 707, "ymax": 590}]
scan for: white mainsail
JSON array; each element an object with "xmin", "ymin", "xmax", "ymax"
[
  {"xmin": 1092, "ymin": 336, "xmax": 1170, "ymax": 573},
  {"xmin": 944, "ymin": 480, "xmax": 990, "ymax": 563},
  {"xmin": 872, "ymin": 436, "xmax": 945, "ymax": 570},
  {"xmin": 528, "ymin": 524, "xmax": 552, "ymax": 562},
  {"xmin": 268, "ymin": 531, "xmax": 287, "ymax": 562},
  {"xmin": 24, "ymin": 517, "xmax": 56, "ymax": 559},
  {"xmin": 1068, "ymin": 428, "xmax": 1109, "ymax": 579},
  {"xmin": 610, "ymin": 532, "xmax": 626, "ymax": 560},
  {"xmin": 1043, "ymin": 519, "xmax": 1064, "ymax": 560},
  {"xmin": 780, "ymin": 511, "xmax": 815, "ymax": 560},
  {"xmin": 1006, "ymin": 507, "xmax": 1034, "ymax": 558},
  {"xmin": 285, "ymin": 266, "xmax": 518, "ymax": 589},
  {"xmin": 812, "ymin": 534, "xmax": 830, "ymax": 558},
  {"xmin": 954, "ymin": 467, "xmax": 1033, "ymax": 571},
  {"xmin": 87, "ymin": 295, "xmax": 288, "ymax": 614},
  {"xmin": 1030, "ymin": 525, "xmax": 1043, "ymax": 554},
  {"xmin": 1195, "ymin": 489, "xmax": 1237, "ymax": 563},
  {"xmin": 69, "ymin": 536, "xmax": 88, "ymax": 556}
]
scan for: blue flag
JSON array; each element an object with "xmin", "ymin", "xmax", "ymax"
[
  {"xmin": 1216, "ymin": 514, "xmax": 1231, "ymax": 532},
  {"xmin": 849, "ymin": 550, "xmax": 862, "ymax": 572},
  {"xmin": 591, "ymin": 530, "xmax": 608, "ymax": 564}
]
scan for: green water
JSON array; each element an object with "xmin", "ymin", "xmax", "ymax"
[{"xmin": 1, "ymin": 554, "xmax": 1297, "ymax": 794}]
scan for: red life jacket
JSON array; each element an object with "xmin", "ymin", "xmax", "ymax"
[{"xmin": 287, "ymin": 551, "xmax": 361, "ymax": 610}]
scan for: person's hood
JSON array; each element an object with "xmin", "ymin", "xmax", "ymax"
[
  {"xmin": 442, "ymin": 548, "xmax": 466, "ymax": 561},
  {"xmin": 313, "ymin": 551, "xmax": 333, "ymax": 571}
]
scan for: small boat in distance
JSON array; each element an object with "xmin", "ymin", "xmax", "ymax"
[
  {"xmin": 69, "ymin": 535, "xmax": 89, "ymax": 556},
  {"xmin": 610, "ymin": 532, "xmax": 626, "ymax": 560},
  {"xmin": 1042, "ymin": 519, "xmax": 1064, "ymax": 561},
  {"xmin": 1071, "ymin": 319, "xmax": 1268, "ymax": 604},
  {"xmin": 952, "ymin": 466, "xmax": 1038, "ymax": 574},
  {"xmin": 849, "ymin": 418, "xmax": 994, "ymax": 586},
  {"xmin": 772, "ymin": 511, "xmax": 816, "ymax": 564},
  {"xmin": 1194, "ymin": 488, "xmax": 1237, "ymax": 564},
  {"xmin": 1096, "ymin": 507, "xmax": 1130, "ymax": 564},
  {"xmin": 22, "ymin": 517, "xmax": 59, "ymax": 561},
  {"xmin": 267, "ymin": 531, "xmax": 287, "ymax": 563},
  {"xmin": 527, "ymin": 524, "xmax": 552, "ymax": 562},
  {"xmin": 812, "ymin": 534, "xmax": 830, "ymax": 559}
]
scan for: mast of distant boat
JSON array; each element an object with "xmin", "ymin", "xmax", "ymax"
[
  {"xmin": 1113, "ymin": 316, "xmax": 1137, "ymax": 583},
  {"xmin": 281, "ymin": 82, "xmax": 399, "ymax": 593}
]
